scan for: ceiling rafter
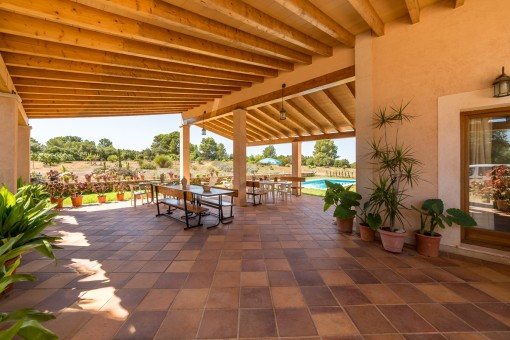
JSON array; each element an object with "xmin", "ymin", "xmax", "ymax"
[
  {"xmin": 267, "ymin": 104, "xmax": 313, "ymax": 135},
  {"xmin": 454, "ymin": 0, "xmax": 466, "ymax": 8},
  {"xmin": 285, "ymin": 99, "xmax": 326, "ymax": 133},
  {"xmin": 251, "ymin": 108, "xmax": 297, "ymax": 137},
  {"xmin": 322, "ymin": 89, "xmax": 355, "ymax": 127},
  {"xmin": 345, "ymin": 82, "xmax": 356, "ymax": 98},
  {"xmin": 222, "ymin": 116, "xmax": 273, "ymax": 141},
  {"xmin": 302, "ymin": 94, "xmax": 341, "ymax": 132},
  {"xmin": 248, "ymin": 131, "xmax": 356, "ymax": 146},
  {"xmin": 0, "ymin": 34, "xmax": 265, "ymax": 83},
  {"xmin": 273, "ymin": 0, "xmax": 355, "ymax": 47},
  {"xmin": 73, "ymin": 0, "xmax": 312, "ymax": 64},
  {"xmin": 22, "ymin": 97, "xmax": 207, "ymax": 104},
  {"xmin": 346, "ymin": 0, "xmax": 385, "ymax": 36},
  {"xmin": 0, "ymin": 0, "xmax": 292, "ymax": 71},
  {"xmin": 3, "ymin": 53, "xmax": 252, "ymax": 88},
  {"xmin": 27, "ymin": 111, "xmax": 185, "ymax": 118},
  {"xmin": 0, "ymin": 11, "xmax": 277, "ymax": 77},
  {"xmin": 404, "ymin": 0, "xmax": 420, "ymax": 24},
  {"xmin": 198, "ymin": 0, "xmax": 332, "ymax": 56}
]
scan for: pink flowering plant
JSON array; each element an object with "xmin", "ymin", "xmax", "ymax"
[
  {"xmin": 92, "ymin": 182, "xmax": 108, "ymax": 196},
  {"xmin": 45, "ymin": 181, "xmax": 65, "ymax": 198},
  {"xmin": 491, "ymin": 165, "xmax": 510, "ymax": 202}
]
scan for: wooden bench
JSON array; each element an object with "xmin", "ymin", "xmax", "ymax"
[
  {"xmin": 154, "ymin": 185, "xmax": 209, "ymax": 229},
  {"xmin": 197, "ymin": 187, "xmax": 238, "ymax": 223},
  {"xmin": 280, "ymin": 176, "xmax": 306, "ymax": 196}
]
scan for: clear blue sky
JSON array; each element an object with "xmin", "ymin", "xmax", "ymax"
[{"xmin": 29, "ymin": 114, "xmax": 356, "ymax": 162}]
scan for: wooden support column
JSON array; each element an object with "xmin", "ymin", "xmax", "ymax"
[
  {"xmin": 17, "ymin": 125, "xmax": 31, "ymax": 184},
  {"xmin": 292, "ymin": 141, "xmax": 302, "ymax": 177},
  {"xmin": 233, "ymin": 108, "xmax": 247, "ymax": 206},
  {"xmin": 179, "ymin": 122, "xmax": 190, "ymax": 182},
  {"xmin": 355, "ymin": 31, "xmax": 374, "ymax": 226},
  {"xmin": 0, "ymin": 96, "xmax": 18, "ymax": 192}
]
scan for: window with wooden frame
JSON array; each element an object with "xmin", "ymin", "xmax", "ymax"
[{"xmin": 461, "ymin": 108, "xmax": 510, "ymax": 250}]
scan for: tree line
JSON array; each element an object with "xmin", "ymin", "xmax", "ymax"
[{"xmin": 31, "ymin": 133, "xmax": 353, "ymax": 168}]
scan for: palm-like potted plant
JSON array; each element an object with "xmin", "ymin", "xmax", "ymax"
[
  {"xmin": 412, "ymin": 199, "xmax": 476, "ymax": 257},
  {"xmin": 367, "ymin": 100, "xmax": 422, "ymax": 253},
  {"xmin": 323, "ymin": 181, "xmax": 362, "ymax": 233}
]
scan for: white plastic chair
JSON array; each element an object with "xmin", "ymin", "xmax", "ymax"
[{"xmin": 129, "ymin": 184, "xmax": 147, "ymax": 207}]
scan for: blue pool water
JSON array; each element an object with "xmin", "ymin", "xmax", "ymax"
[{"xmin": 302, "ymin": 179, "xmax": 356, "ymax": 190}]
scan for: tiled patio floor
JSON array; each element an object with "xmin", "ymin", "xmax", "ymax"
[{"xmin": 2, "ymin": 195, "xmax": 510, "ymax": 339}]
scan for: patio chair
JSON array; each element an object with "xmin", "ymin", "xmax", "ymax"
[
  {"xmin": 129, "ymin": 183, "xmax": 147, "ymax": 208},
  {"xmin": 276, "ymin": 182, "xmax": 292, "ymax": 201}
]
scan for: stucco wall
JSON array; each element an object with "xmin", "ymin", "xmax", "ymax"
[{"xmin": 369, "ymin": 0, "xmax": 510, "ymax": 245}]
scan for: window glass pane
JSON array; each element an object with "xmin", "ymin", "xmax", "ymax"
[{"xmin": 468, "ymin": 115, "xmax": 510, "ymax": 233}]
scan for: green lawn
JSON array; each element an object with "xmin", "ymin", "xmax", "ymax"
[{"xmin": 61, "ymin": 191, "xmax": 134, "ymax": 206}]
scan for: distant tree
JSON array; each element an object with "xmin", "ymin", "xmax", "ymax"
[
  {"xmin": 334, "ymin": 159, "xmax": 350, "ymax": 168},
  {"xmin": 306, "ymin": 158, "xmax": 315, "ymax": 167},
  {"xmin": 151, "ymin": 132, "xmax": 180, "ymax": 155},
  {"xmin": 200, "ymin": 137, "xmax": 218, "ymax": 160},
  {"xmin": 98, "ymin": 138, "xmax": 113, "ymax": 148},
  {"xmin": 262, "ymin": 145, "xmax": 277, "ymax": 159},
  {"xmin": 190, "ymin": 144, "xmax": 199, "ymax": 160},
  {"xmin": 277, "ymin": 155, "xmax": 291, "ymax": 166},
  {"xmin": 313, "ymin": 140, "xmax": 337, "ymax": 167},
  {"xmin": 491, "ymin": 130, "xmax": 510, "ymax": 164},
  {"xmin": 154, "ymin": 155, "xmax": 171, "ymax": 168},
  {"xmin": 216, "ymin": 143, "xmax": 228, "ymax": 161},
  {"xmin": 30, "ymin": 137, "xmax": 45, "ymax": 154}
]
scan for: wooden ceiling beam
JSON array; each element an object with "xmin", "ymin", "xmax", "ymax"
[
  {"xmin": 25, "ymin": 106, "xmax": 191, "ymax": 112},
  {"xmin": 245, "ymin": 111, "xmax": 286, "ymax": 139},
  {"xmin": 285, "ymin": 99, "xmax": 326, "ymax": 133},
  {"xmin": 0, "ymin": 0, "xmax": 292, "ymax": 71},
  {"xmin": 9, "ymin": 67, "xmax": 240, "ymax": 92},
  {"xmin": 23, "ymin": 103, "xmax": 197, "ymax": 109},
  {"xmin": 223, "ymin": 116, "xmax": 276, "ymax": 141},
  {"xmin": 16, "ymin": 87, "xmax": 220, "ymax": 99},
  {"xmin": 0, "ymin": 53, "xmax": 27, "ymax": 125},
  {"xmin": 322, "ymin": 89, "xmax": 355, "ymax": 127},
  {"xmin": 346, "ymin": 0, "xmax": 385, "ymax": 36},
  {"xmin": 345, "ymin": 82, "xmax": 356, "ymax": 98},
  {"xmin": 273, "ymin": 0, "xmax": 355, "ymax": 47},
  {"xmin": 203, "ymin": 124, "xmax": 233, "ymax": 140},
  {"xmin": 248, "ymin": 131, "xmax": 356, "ymax": 146},
  {"xmin": 258, "ymin": 106, "xmax": 303, "ymax": 136},
  {"xmin": 268, "ymin": 103, "xmax": 313, "ymax": 135},
  {"xmin": 73, "ymin": 0, "xmax": 311, "ymax": 64},
  {"xmin": 27, "ymin": 111, "xmax": 183, "ymax": 118},
  {"xmin": 405, "ymin": 0, "xmax": 420, "ymax": 24},
  {"xmin": 215, "ymin": 118, "xmax": 265, "ymax": 142},
  {"xmin": 251, "ymin": 108, "xmax": 297, "ymax": 137},
  {"xmin": 454, "ymin": 0, "xmax": 466, "ymax": 8},
  {"xmin": 302, "ymin": 94, "xmax": 341, "ymax": 132},
  {"xmin": 22, "ymin": 98, "xmax": 207, "ymax": 104},
  {"xmin": 12, "ymin": 78, "xmax": 231, "ymax": 95},
  {"xmin": 0, "ymin": 34, "xmax": 264, "ymax": 82},
  {"xmin": 198, "ymin": 0, "xmax": 332, "ymax": 56},
  {"xmin": 3, "ymin": 53, "xmax": 252, "ymax": 88},
  {"xmin": 0, "ymin": 11, "xmax": 277, "ymax": 77}
]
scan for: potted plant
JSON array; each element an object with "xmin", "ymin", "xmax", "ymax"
[
  {"xmin": 323, "ymin": 181, "xmax": 362, "ymax": 233},
  {"xmin": 93, "ymin": 182, "xmax": 108, "ymax": 204},
  {"xmin": 68, "ymin": 182, "xmax": 88, "ymax": 208},
  {"xmin": 412, "ymin": 199, "xmax": 476, "ymax": 257},
  {"xmin": 356, "ymin": 201, "xmax": 382, "ymax": 241},
  {"xmin": 491, "ymin": 165, "xmax": 510, "ymax": 211},
  {"xmin": 367, "ymin": 101, "xmax": 422, "ymax": 253},
  {"xmin": 45, "ymin": 181, "xmax": 66, "ymax": 209},
  {"xmin": 84, "ymin": 173, "xmax": 93, "ymax": 182},
  {"xmin": 46, "ymin": 169, "xmax": 59, "ymax": 182},
  {"xmin": 114, "ymin": 182, "xmax": 127, "ymax": 201}
]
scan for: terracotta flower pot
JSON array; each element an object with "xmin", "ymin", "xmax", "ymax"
[
  {"xmin": 116, "ymin": 193, "xmax": 125, "ymax": 201},
  {"xmin": 359, "ymin": 224, "xmax": 376, "ymax": 242},
  {"xmin": 415, "ymin": 231, "xmax": 442, "ymax": 257},
  {"xmin": 379, "ymin": 228, "xmax": 406, "ymax": 253},
  {"xmin": 496, "ymin": 200, "xmax": 510, "ymax": 212},
  {"xmin": 97, "ymin": 195, "xmax": 107, "ymax": 204},
  {"xmin": 50, "ymin": 197, "xmax": 64, "ymax": 209},
  {"xmin": 71, "ymin": 195, "xmax": 83, "ymax": 208},
  {"xmin": 336, "ymin": 217, "xmax": 354, "ymax": 233}
]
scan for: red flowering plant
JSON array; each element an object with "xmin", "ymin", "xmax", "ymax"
[
  {"xmin": 66, "ymin": 182, "xmax": 88, "ymax": 197},
  {"xmin": 46, "ymin": 169, "xmax": 59, "ymax": 181},
  {"xmin": 113, "ymin": 182, "xmax": 128, "ymax": 194},
  {"xmin": 491, "ymin": 165, "xmax": 510, "ymax": 202},
  {"xmin": 45, "ymin": 181, "xmax": 65, "ymax": 198},
  {"xmin": 92, "ymin": 182, "xmax": 108, "ymax": 197}
]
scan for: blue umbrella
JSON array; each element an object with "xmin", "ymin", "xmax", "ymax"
[{"xmin": 259, "ymin": 157, "xmax": 281, "ymax": 165}]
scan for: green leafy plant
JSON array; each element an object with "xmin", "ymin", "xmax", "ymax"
[
  {"xmin": 323, "ymin": 181, "xmax": 362, "ymax": 220},
  {"xmin": 412, "ymin": 199, "xmax": 477, "ymax": 236},
  {"xmin": 0, "ymin": 236, "xmax": 58, "ymax": 340},
  {"xmin": 357, "ymin": 201, "xmax": 382, "ymax": 231},
  {"xmin": 367, "ymin": 100, "xmax": 422, "ymax": 232}
]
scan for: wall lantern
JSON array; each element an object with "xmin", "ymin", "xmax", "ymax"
[
  {"xmin": 202, "ymin": 111, "xmax": 207, "ymax": 135},
  {"xmin": 280, "ymin": 83, "xmax": 286, "ymax": 120},
  {"xmin": 493, "ymin": 67, "xmax": 510, "ymax": 97}
]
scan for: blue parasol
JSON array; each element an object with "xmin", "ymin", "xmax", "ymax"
[{"xmin": 259, "ymin": 157, "xmax": 281, "ymax": 165}]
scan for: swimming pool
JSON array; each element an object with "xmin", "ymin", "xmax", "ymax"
[{"xmin": 302, "ymin": 179, "xmax": 356, "ymax": 190}]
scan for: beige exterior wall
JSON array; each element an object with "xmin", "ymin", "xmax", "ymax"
[
  {"xmin": 367, "ymin": 0, "xmax": 510, "ymax": 251},
  {"xmin": 17, "ymin": 125, "xmax": 31, "ymax": 184},
  {"xmin": 0, "ymin": 96, "xmax": 18, "ymax": 191}
]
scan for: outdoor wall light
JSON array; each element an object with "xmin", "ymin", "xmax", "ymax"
[
  {"xmin": 493, "ymin": 66, "xmax": 510, "ymax": 97},
  {"xmin": 202, "ymin": 111, "xmax": 206, "ymax": 135},
  {"xmin": 280, "ymin": 83, "xmax": 286, "ymax": 120}
]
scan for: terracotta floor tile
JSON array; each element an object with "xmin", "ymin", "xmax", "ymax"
[
  {"xmin": 171, "ymin": 288, "xmax": 209, "ymax": 309},
  {"xmin": 289, "ymin": 258, "xmax": 315, "ymax": 271},
  {"xmin": 137, "ymin": 289, "xmax": 178, "ymax": 310},
  {"xmin": 183, "ymin": 272, "xmax": 214, "ymax": 288},
  {"xmin": 420, "ymin": 268, "xmax": 465, "ymax": 283},
  {"xmin": 443, "ymin": 333, "xmax": 487, "ymax": 340},
  {"xmin": 469, "ymin": 283, "xmax": 510, "ymax": 302},
  {"xmin": 239, "ymin": 309, "xmax": 278, "ymax": 338},
  {"xmin": 216, "ymin": 259, "xmax": 242, "ymax": 271},
  {"xmin": 443, "ymin": 267, "xmax": 491, "ymax": 282},
  {"xmin": 166, "ymin": 260, "xmax": 194, "ymax": 272},
  {"xmin": 355, "ymin": 256, "xmax": 388, "ymax": 269},
  {"xmin": 113, "ymin": 310, "xmax": 166, "ymax": 339},
  {"xmin": 240, "ymin": 271, "xmax": 268, "ymax": 286},
  {"xmin": 153, "ymin": 272, "xmax": 189, "ymax": 289},
  {"xmin": 240, "ymin": 287, "xmax": 272, "ymax": 308},
  {"xmin": 386, "ymin": 283, "xmax": 433, "ymax": 303},
  {"xmin": 481, "ymin": 331, "xmax": 510, "ymax": 340},
  {"xmin": 318, "ymin": 269, "xmax": 354, "ymax": 285},
  {"xmin": 309, "ymin": 306, "xmax": 359, "ymax": 337},
  {"xmin": 444, "ymin": 303, "xmax": 510, "ymax": 331},
  {"xmin": 242, "ymin": 259, "xmax": 266, "ymax": 271},
  {"xmin": 175, "ymin": 250, "xmax": 200, "ymax": 260},
  {"xmin": 197, "ymin": 309, "xmax": 238, "ymax": 339},
  {"xmin": 275, "ymin": 308, "xmax": 318, "ymax": 337},
  {"xmin": 395, "ymin": 268, "xmax": 436, "ymax": 283},
  {"xmin": 410, "ymin": 303, "xmax": 474, "ymax": 332},
  {"xmin": 206, "ymin": 287, "xmax": 239, "ymax": 309},
  {"xmin": 190, "ymin": 260, "xmax": 217, "ymax": 272},
  {"xmin": 300, "ymin": 286, "xmax": 339, "ymax": 307},
  {"xmin": 369, "ymin": 269, "xmax": 409, "ymax": 283},
  {"xmin": 414, "ymin": 283, "xmax": 467, "ymax": 303},
  {"xmin": 71, "ymin": 315, "xmax": 124, "ymax": 340},
  {"xmin": 265, "ymin": 258, "xmax": 291, "ymax": 271},
  {"xmin": 443, "ymin": 283, "xmax": 498, "ymax": 302},
  {"xmin": 330, "ymin": 285, "xmax": 371, "ymax": 305},
  {"xmin": 345, "ymin": 305, "xmax": 397, "ymax": 334},
  {"xmin": 403, "ymin": 334, "xmax": 447, "ymax": 340},
  {"xmin": 267, "ymin": 271, "xmax": 298, "ymax": 286},
  {"xmin": 363, "ymin": 335, "xmax": 405, "ymax": 340},
  {"xmin": 294, "ymin": 270, "xmax": 325, "ymax": 286},
  {"xmin": 154, "ymin": 309, "xmax": 201, "ymax": 339},
  {"xmin": 378, "ymin": 305, "xmax": 436, "ymax": 333},
  {"xmin": 476, "ymin": 302, "xmax": 510, "ymax": 325},
  {"xmin": 45, "ymin": 309, "xmax": 93, "ymax": 340},
  {"xmin": 123, "ymin": 272, "xmax": 161, "ymax": 288},
  {"xmin": 271, "ymin": 286, "xmax": 307, "ymax": 308},
  {"xmin": 358, "ymin": 284, "xmax": 404, "ymax": 304},
  {"xmin": 344, "ymin": 269, "xmax": 381, "ymax": 284},
  {"xmin": 212, "ymin": 271, "xmax": 240, "ymax": 287}
]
